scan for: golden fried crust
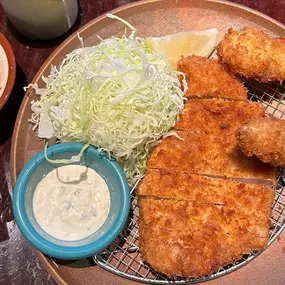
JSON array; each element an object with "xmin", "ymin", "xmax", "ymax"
[
  {"xmin": 175, "ymin": 99, "xmax": 265, "ymax": 132},
  {"xmin": 148, "ymin": 99, "xmax": 276, "ymax": 184},
  {"xmin": 217, "ymin": 27, "xmax": 285, "ymax": 82},
  {"xmin": 148, "ymin": 129, "xmax": 275, "ymax": 184},
  {"xmin": 137, "ymin": 169, "xmax": 275, "ymax": 215},
  {"xmin": 177, "ymin": 55, "xmax": 248, "ymax": 101},
  {"xmin": 139, "ymin": 198, "xmax": 269, "ymax": 278},
  {"xmin": 237, "ymin": 117, "xmax": 285, "ymax": 167}
]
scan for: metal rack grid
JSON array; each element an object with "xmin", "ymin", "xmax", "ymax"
[{"xmin": 94, "ymin": 80, "xmax": 285, "ymax": 284}]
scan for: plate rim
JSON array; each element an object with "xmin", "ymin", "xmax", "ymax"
[{"xmin": 10, "ymin": 0, "xmax": 285, "ymax": 284}]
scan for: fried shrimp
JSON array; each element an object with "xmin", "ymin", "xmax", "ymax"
[
  {"xmin": 237, "ymin": 117, "xmax": 285, "ymax": 167},
  {"xmin": 217, "ymin": 27, "xmax": 285, "ymax": 82}
]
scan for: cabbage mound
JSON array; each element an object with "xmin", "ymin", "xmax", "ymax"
[{"xmin": 29, "ymin": 15, "xmax": 187, "ymax": 186}]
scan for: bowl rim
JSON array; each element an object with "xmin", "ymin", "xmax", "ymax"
[
  {"xmin": 13, "ymin": 142, "xmax": 130, "ymax": 260},
  {"xmin": 0, "ymin": 32, "xmax": 16, "ymax": 111}
]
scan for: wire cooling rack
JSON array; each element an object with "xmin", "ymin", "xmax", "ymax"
[{"xmin": 93, "ymin": 80, "xmax": 285, "ymax": 284}]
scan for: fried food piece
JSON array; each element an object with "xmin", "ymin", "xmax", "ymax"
[
  {"xmin": 237, "ymin": 117, "xmax": 285, "ymax": 167},
  {"xmin": 175, "ymin": 98, "xmax": 264, "ymax": 132},
  {"xmin": 139, "ymin": 198, "xmax": 270, "ymax": 278},
  {"xmin": 137, "ymin": 169, "xmax": 275, "ymax": 215},
  {"xmin": 177, "ymin": 55, "xmax": 248, "ymax": 101},
  {"xmin": 148, "ymin": 130, "xmax": 275, "ymax": 184},
  {"xmin": 217, "ymin": 27, "xmax": 285, "ymax": 82},
  {"xmin": 139, "ymin": 99, "xmax": 275, "ymax": 278},
  {"xmin": 148, "ymin": 99, "xmax": 276, "ymax": 185}
]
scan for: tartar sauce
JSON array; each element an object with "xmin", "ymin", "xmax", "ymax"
[{"xmin": 33, "ymin": 165, "xmax": 110, "ymax": 241}]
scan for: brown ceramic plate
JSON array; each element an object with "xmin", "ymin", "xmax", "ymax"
[
  {"xmin": 10, "ymin": 0, "xmax": 285, "ymax": 284},
  {"xmin": 0, "ymin": 32, "xmax": 16, "ymax": 111}
]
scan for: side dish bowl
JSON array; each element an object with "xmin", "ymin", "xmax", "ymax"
[
  {"xmin": 13, "ymin": 142, "xmax": 130, "ymax": 260},
  {"xmin": 0, "ymin": 32, "xmax": 16, "ymax": 110}
]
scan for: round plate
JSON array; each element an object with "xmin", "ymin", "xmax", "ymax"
[{"xmin": 10, "ymin": 0, "xmax": 285, "ymax": 285}]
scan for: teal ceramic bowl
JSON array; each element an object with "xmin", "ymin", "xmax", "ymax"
[{"xmin": 13, "ymin": 142, "xmax": 130, "ymax": 260}]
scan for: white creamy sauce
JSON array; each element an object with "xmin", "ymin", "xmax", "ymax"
[
  {"xmin": 33, "ymin": 165, "xmax": 110, "ymax": 241},
  {"xmin": 0, "ymin": 44, "xmax": 9, "ymax": 98}
]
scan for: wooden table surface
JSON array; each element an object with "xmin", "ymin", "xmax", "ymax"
[{"xmin": 1, "ymin": 0, "xmax": 285, "ymax": 284}]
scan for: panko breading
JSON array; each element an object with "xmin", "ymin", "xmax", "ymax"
[
  {"xmin": 217, "ymin": 27, "xmax": 285, "ymax": 82},
  {"xmin": 237, "ymin": 117, "xmax": 285, "ymax": 167},
  {"xmin": 138, "ymin": 68, "xmax": 277, "ymax": 278},
  {"xmin": 148, "ymin": 99, "xmax": 276, "ymax": 184},
  {"xmin": 175, "ymin": 98, "xmax": 264, "ymax": 132},
  {"xmin": 137, "ymin": 169, "xmax": 275, "ymax": 214},
  {"xmin": 177, "ymin": 56, "xmax": 248, "ymax": 101},
  {"xmin": 139, "ymin": 198, "xmax": 270, "ymax": 278},
  {"xmin": 147, "ymin": 130, "xmax": 275, "ymax": 184}
]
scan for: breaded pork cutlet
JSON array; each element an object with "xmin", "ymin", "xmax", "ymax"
[
  {"xmin": 175, "ymin": 98, "xmax": 264, "ymax": 132},
  {"xmin": 137, "ymin": 169, "xmax": 275, "ymax": 214},
  {"xmin": 148, "ymin": 130, "xmax": 275, "ymax": 184},
  {"xmin": 139, "ymin": 198, "xmax": 270, "ymax": 278},
  {"xmin": 237, "ymin": 117, "xmax": 285, "ymax": 167},
  {"xmin": 148, "ymin": 99, "xmax": 276, "ymax": 185},
  {"xmin": 177, "ymin": 56, "xmax": 248, "ymax": 101},
  {"xmin": 217, "ymin": 27, "xmax": 285, "ymax": 82}
]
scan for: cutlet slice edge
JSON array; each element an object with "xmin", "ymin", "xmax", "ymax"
[
  {"xmin": 177, "ymin": 55, "xmax": 248, "ymax": 101},
  {"xmin": 144, "ymin": 167, "xmax": 276, "ymax": 187},
  {"xmin": 137, "ymin": 168, "xmax": 275, "ymax": 204},
  {"xmin": 147, "ymin": 129, "xmax": 277, "ymax": 187},
  {"xmin": 139, "ymin": 197, "xmax": 269, "ymax": 278}
]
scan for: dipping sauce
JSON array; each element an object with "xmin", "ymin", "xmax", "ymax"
[
  {"xmin": 33, "ymin": 165, "xmax": 110, "ymax": 241},
  {"xmin": 0, "ymin": 44, "xmax": 9, "ymax": 98}
]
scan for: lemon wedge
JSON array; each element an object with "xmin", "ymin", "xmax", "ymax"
[{"xmin": 146, "ymin": 29, "xmax": 218, "ymax": 68}]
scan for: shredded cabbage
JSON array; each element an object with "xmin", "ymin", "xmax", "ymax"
[{"xmin": 29, "ymin": 14, "xmax": 187, "ymax": 186}]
